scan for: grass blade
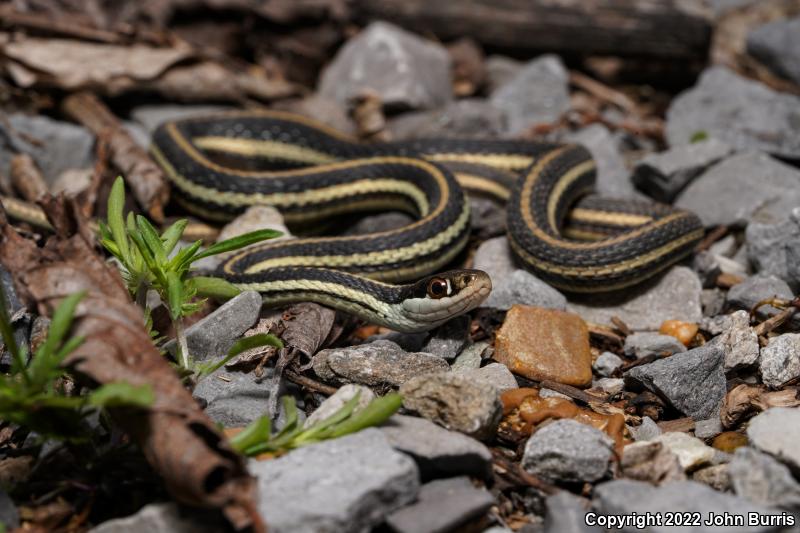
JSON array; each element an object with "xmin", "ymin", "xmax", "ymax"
[
  {"xmin": 229, "ymin": 416, "xmax": 271, "ymax": 453},
  {"xmin": 107, "ymin": 177, "xmax": 130, "ymax": 265},
  {"xmin": 193, "ymin": 229, "xmax": 282, "ymax": 261},
  {"xmin": 160, "ymin": 219, "xmax": 188, "ymax": 255},
  {"xmin": 190, "ymin": 276, "xmax": 242, "ymax": 300}
]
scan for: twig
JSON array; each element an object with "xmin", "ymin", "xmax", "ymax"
[
  {"xmin": 569, "ymin": 70, "xmax": 637, "ymax": 113},
  {"xmin": 284, "ymin": 368, "xmax": 338, "ymax": 396},
  {"xmin": 61, "ymin": 92, "xmax": 169, "ymax": 222},
  {"xmin": 0, "ymin": 5, "xmax": 122, "ymax": 43},
  {"xmin": 10, "ymin": 154, "xmax": 48, "ymax": 202},
  {"xmin": 695, "ymin": 225, "xmax": 728, "ymax": 252},
  {"xmin": 539, "ymin": 379, "xmax": 608, "ymax": 404}
]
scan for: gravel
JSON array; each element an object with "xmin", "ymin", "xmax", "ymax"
[
  {"xmin": 421, "ymin": 316, "xmax": 471, "ymax": 359},
  {"xmin": 388, "ymin": 99, "xmax": 507, "ymax": 139},
  {"xmin": 666, "ymin": 66, "xmax": 800, "ymax": 159},
  {"xmin": 563, "ymin": 124, "xmax": 638, "ymax": 198},
  {"xmin": 747, "ymin": 16, "xmax": 800, "ymax": 85},
  {"xmin": 88, "ymin": 503, "xmax": 224, "ymax": 533},
  {"xmin": 747, "ymin": 408, "xmax": 800, "ymax": 473},
  {"xmin": 745, "ymin": 207, "xmax": 800, "ymax": 291},
  {"xmin": 318, "ymin": 21, "xmax": 451, "ymax": 111},
  {"xmin": 594, "ymin": 351, "xmax": 624, "ymax": 378},
  {"xmin": 457, "ymin": 363, "xmax": 519, "ymax": 393},
  {"xmin": 625, "ymin": 342, "xmax": 726, "ymax": 420},
  {"xmin": 759, "ymin": 333, "xmax": 800, "ymax": 389},
  {"xmin": 192, "ymin": 366, "xmax": 285, "ymax": 428},
  {"xmin": 543, "ymin": 492, "xmax": 600, "ymax": 533},
  {"xmin": 303, "ymin": 384, "xmax": 374, "ymax": 428},
  {"xmin": 711, "ymin": 310, "xmax": 760, "ymax": 373},
  {"xmin": 251, "ymin": 429, "xmax": 419, "ymax": 533},
  {"xmin": 521, "ymin": 419, "xmax": 615, "ymax": 483},
  {"xmin": 729, "ymin": 446, "xmax": 800, "ymax": 510},
  {"xmin": 623, "ymin": 332, "xmax": 687, "ymax": 360}
]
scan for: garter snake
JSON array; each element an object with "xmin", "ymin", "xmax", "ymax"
[{"xmin": 145, "ymin": 110, "xmax": 703, "ymax": 332}]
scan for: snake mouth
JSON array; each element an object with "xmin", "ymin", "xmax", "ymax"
[{"xmin": 400, "ymin": 270, "xmax": 492, "ymax": 329}]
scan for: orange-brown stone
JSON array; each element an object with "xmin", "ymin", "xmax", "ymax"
[{"xmin": 494, "ymin": 305, "xmax": 592, "ymax": 387}]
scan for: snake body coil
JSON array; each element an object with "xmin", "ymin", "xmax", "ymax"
[{"xmin": 151, "ymin": 111, "xmax": 703, "ymax": 331}]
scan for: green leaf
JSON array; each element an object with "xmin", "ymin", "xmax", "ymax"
[
  {"xmin": 160, "ymin": 219, "xmax": 188, "ymax": 256},
  {"xmin": 128, "ymin": 228, "xmax": 165, "ymax": 286},
  {"xmin": 690, "ymin": 130, "xmax": 708, "ymax": 143},
  {"xmin": 295, "ymin": 391, "xmax": 362, "ymax": 444},
  {"xmin": 190, "ymin": 276, "xmax": 242, "ymax": 300},
  {"xmin": 166, "ymin": 271, "xmax": 184, "ymax": 320},
  {"xmin": 136, "ymin": 215, "xmax": 167, "ymax": 264},
  {"xmin": 107, "ymin": 177, "xmax": 130, "ymax": 265},
  {"xmin": 30, "ymin": 292, "xmax": 85, "ymax": 385},
  {"xmin": 88, "ymin": 382, "xmax": 154, "ymax": 408},
  {"xmin": 193, "ymin": 229, "xmax": 282, "ymax": 261},
  {"xmin": 167, "ymin": 240, "xmax": 202, "ymax": 272},
  {"xmin": 229, "ymin": 416, "xmax": 271, "ymax": 453},
  {"xmin": 195, "ymin": 333, "xmax": 283, "ymax": 378},
  {"xmin": 322, "ymin": 393, "xmax": 402, "ymax": 439}
]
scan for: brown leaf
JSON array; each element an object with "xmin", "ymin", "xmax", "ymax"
[
  {"xmin": 0, "ymin": 197, "xmax": 263, "ymax": 532},
  {"xmin": 279, "ymin": 302, "xmax": 336, "ymax": 358}
]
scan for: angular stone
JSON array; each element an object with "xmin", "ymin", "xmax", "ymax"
[
  {"xmin": 384, "ymin": 476, "xmax": 494, "ymax": 533},
  {"xmin": 472, "ymin": 236, "xmax": 517, "ymax": 281},
  {"xmin": 621, "ymin": 441, "xmax": 686, "ymax": 485},
  {"xmin": 459, "ymin": 363, "xmax": 519, "ymax": 393},
  {"xmin": 88, "ymin": 503, "xmax": 223, "ymax": 533},
  {"xmin": 746, "ymin": 208, "xmax": 800, "ymax": 290},
  {"xmin": 760, "ymin": 333, "xmax": 800, "ymax": 389},
  {"xmin": 594, "ymin": 351, "xmax": 624, "ymax": 378},
  {"xmin": 712, "ymin": 310, "xmax": 760, "ymax": 373},
  {"xmin": 450, "ymin": 341, "xmax": 489, "ymax": 371},
  {"xmin": 379, "ymin": 414, "xmax": 492, "ymax": 481},
  {"xmin": 521, "ymin": 419, "xmax": 614, "ymax": 483},
  {"xmin": 593, "ymin": 479, "xmax": 777, "ymax": 533},
  {"xmin": 625, "ymin": 343, "xmax": 726, "ymax": 420},
  {"xmin": 564, "ymin": 124, "xmax": 638, "ymax": 199},
  {"xmin": 567, "ymin": 267, "xmax": 703, "ymax": 331},
  {"xmin": 304, "ymin": 384, "xmax": 374, "ymax": 428},
  {"xmin": 623, "ymin": 332, "xmax": 687, "ymax": 359},
  {"xmin": 0, "ymin": 114, "xmax": 93, "ymax": 184},
  {"xmin": 164, "ymin": 291, "xmax": 262, "ymax": 362},
  {"xmin": 400, "ymin": 372, "xmax": 502, "ymax": 441},
  {"xmin": 421, "ymin": 316, "xmax": 470, "ymax": 359},
  {"xmin": 484, "ymin": 269, "xmax": 567, "ymax": 312},
  {"xmin": 748, "ymin": 407, "xmax": 800, "ymax": 474},
  {"xmin": 341, "ymin": 212, "xmax": 414, "ymax": 237},
  {"xmin": 494, "ymin": 306, "xmax": 592, "ymax": 387},
  {"xmin": 692, "ymin": 464, "xmax": 731, "ymax": 492},
  {"xmin": 594, "ymin": 377, "xmax": 624, "ymax": 395},
  {"xmin": 695, "ymin": 417, "xmax": 724, "ymax": 440},
  {"xmin": 653, "ymin": 432, "xmax": 716, "ymax": 472},
  {"xmin": 729, "ymin": 447, "xmax": 800, "ymax": 510},
  {"xmin": 666, "ymin": 66, "xmax": 800, "ymax": 159},
  {"xmin": 485, "ymin": 55, "xmax": 522, "ymax": 93},
  {"xmin": 632, "ymin": 138, "xmax": 733, "ymax": 203},
  {"xmin": 312, "ymin": 340, "xmax": 449, "ymax": 387},
  {"xmin": 543, "ymin": 492, "xmax": 601, "ymax": 533},
  {"xmin": 676, "ymin": 151, "xmax": 800, "ymax": 227},
  {"xmin": 629, "ymin": 416, "xmax": 663, "ymax": 442},
  {"xmin": 388, "ymin": 99, "xmax": 507, "ymax": 139},
  {"xmin": 193, "ymin": 367, "xmax": 283, "ymax": 428},
  {"xmin": 489, "ymin": 54, "xmax": 570, "ymax": 135},
  {"xmin": 251, "ymin": 429, "xmax": 419, "ymax": 533},
  {"xmin": 726, "ymin": 275, "xmax": 794, "ymax": 319},
  {"xmin": 747, "ymin": 16, "xmax": 800, "ymax": 85},
  {"xmin": 318, "ymin": 21, "xmax": 451, "ymax": 111}
]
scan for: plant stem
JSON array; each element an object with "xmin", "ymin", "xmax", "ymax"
[
  {"xmin": 173, "ymin": 319, "xmax": 191, "ymax": 370},
  {"xmin": 134, "ymin": 280, "xmax": 149, "ymax": 310}
]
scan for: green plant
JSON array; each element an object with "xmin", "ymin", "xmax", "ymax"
[
  {"xmin": 230, "ymin": 391, "xmax": 402, "ymax": 456},
  {"xmin": 690, "ymin": 130, "xmax": 709, "ymax": 143},
  {"xmin": 0, "ymin": 289, "xmax": 153, "ymax": 439},
  {"xmin": 98, "ymin": 177, "xmax": 281, "ymax": 371}
]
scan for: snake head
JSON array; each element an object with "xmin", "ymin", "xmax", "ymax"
[{"xmin": 398, "ymin": 269, "xmax": 492, "ymax": 331}]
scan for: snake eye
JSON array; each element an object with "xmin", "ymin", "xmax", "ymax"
[{"xmin": 426, "ymin": 277, "xmax": 449, "ymax": 299}]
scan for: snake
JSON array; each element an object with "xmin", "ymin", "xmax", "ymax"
[{"xmin": 144, "ymin": 110, "xmax": 702, "ymax": 332}]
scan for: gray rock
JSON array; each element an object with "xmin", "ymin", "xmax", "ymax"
[
  {"xmin": 193, "ymin": 367, "xmax": 284, "ymax": 427},
  {"xmin": 521, "ymin": 419, "xmax": 614, "ymax": 483},
  {"xmin": 623, "ymin": 332, "xmax": 687, "ymax": 360},
  {"xmin": 747, "ymin": 408, "xmax": 800, "ymax": 473},
  {"xmin": 629, "ymin": 416, "xmax": 663, "ymax": 441},
  {"xmin": 676, "ymin": 151, "xmax": 800, "ymax": 227},
  {"xmin": 0, "ymin": 114, "xmax": 93, "ymax": 185},
  {"xmin": 422, "ymin": 315, "xmax": 470, "ymax": 359},
  {"xmin": 0, "ymin": 489, "xmax": 18, "ymax": 530},
  {"xmin": 620, "ymin": 441, "xmax": 686, "ymax": 485},
  {"xmin": 318, "ymin": 21, "xmax": 451, "ymax": 111},
  {"xmin": 760, "ymin": 333, "xmax": 800, "ymax": 389},
  {"xmin": 711, "ymin": 310, "xmax": 760, "ymax": 373},
  {"xmin": 653, "ymin": 432, "xmax": 716, "ymax": 472},
  {"xmin": 701, "ymin": 288, "xmax": 727, "ymax": 318},
  {"xmin": 625, "ymin": 342, "xmax": 726, "ymax": 420},
  {"xmin": 564, "ymin": 124, "xmax": 638, "ymax": 198},
  {"xmin": 312, "ymin": 340, "xmax": 449, "ymax": 387},
  {"xmin": 459, "ymin": 363, "xmax": 518, "ymax": 393},
  {"xmin": 485, "ymin": 55, "xmax": 522, "ymax": 93},
  {"xmin": 341, "ymin": 212, "xmax": 414, "ymax": 236},
  {"xmin": 484, "ymin": 269, "xmax": 567, "ymax": 311},
  {"xmin": 632, "ymin": 138, "xmax": 733, "ymax": 203},
  {"xmin": 451, "ymin": 341, "xmax": 489, "ymax": 371},
  {"xmin": 730, "ymin": 447, "xmax": 800, "ymax": 510},
  {"xmin": 694, "ymin": 417, "xmax": 724, "ymax": 440},
  {"xmin": 130, "ymin": 104, "xmax": 231, "ymax": 133},
  {"xmin": 385, "ymin": 476, "xmax": 494, "ymax": 533},
  {"xmin": 272, "ymin": 95, "xmax": 357, "ymax": 136},
  {"xmin": 746, "ymin": 208, "xmax": 800, "ymax": 290},
  {"xmin": 380, "ymin": 414, "xmax": 493, "ymax": 481},
  {"xmin": 251, "ymin": 429, "xmax": 419, "ymax": 533},
  {"xmin": 473, "ymin": 236, "xmax": 516, "ymax": 281},
  {"xmin": 594, "ymin": 351, "xmax": 624, "ymax": 378},
  {"xmin": 592, "ymin": 479, "xmax": 778, "ymax": 533},
  {"xmin": 666, "ymin": 66, "xmax": 800, "ymax": 159},
  {"xmin": 543, "ymin": 492, "xmax": 601, "ymax": 533},
  {"xmin": 388, "ymin": 99, "xmax": 507, "ymax": 139},
  {"xmin": 594, "ymin": 377, "xmax": 624, "ymax": 395},
  {"xmin": 88, "ymin": 503, "xmax": 223, "ymax": 533},
  {"xmin": 164, "ymin": 291, "xmax": 262, "ymax": 362},
  {"xmin": 367, "ymin": 330, "xmax": 428, "ymax": 353},
  {"xmin": 469, "ymin": 196, "xmax": 506, "ymax": 239},
  {"xmin": 747, "ymin": 16, "xmax": 800, "ymax": 85},
  {"xmin": 304, "ymin": 384, "xmax": 375, "ymax": 428},
  {"xmin": 692, "ymin": 464, "xmax": 731, "ymax": 492},
  {"xmin": 693, "ymin": 251, "xmax": 722, "ymax": 288},
  {"xmin": 726, "ymin": 275, "xmax": 794, "ymax": 318},
  {"xmin": 568, "ymin": 266, "xmax": 703, "ymax": 331},
  {"xmin": 489, "ymin": 55, "xmax": 570, "ymax": 135},
  {"xmin": 400, "ymin": 372, "xmax": 502, "ymax": 441}
]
